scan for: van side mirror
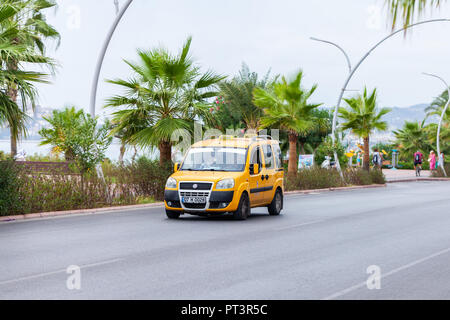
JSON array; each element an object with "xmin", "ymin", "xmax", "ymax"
[
  {"xmin": 249, "ymin": 163, "xmax": 259, "ymax": 175},
  {"xmin": 174, "ymin": 163, "xmax": 180, "ymax": 172}
]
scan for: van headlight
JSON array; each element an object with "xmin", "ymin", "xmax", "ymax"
[
  {"xmin": 216, "ymin": 178, "xmax": 234, "ymax": 190},
  {"xmin": 165, "ymin": 177, "xmax": 177, "ymax": 189}
]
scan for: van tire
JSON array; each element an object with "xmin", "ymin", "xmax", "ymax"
[
  {"xmin": 233, "ymin": 192, "xmax": 250, "ymax": 220},
  {"xmin": 166, "ymin": 210, "xmax": 181, "ymax": 219},
  {"xmin": 268, "ymin": 189, "xmax": 283, "ymax": 216}
]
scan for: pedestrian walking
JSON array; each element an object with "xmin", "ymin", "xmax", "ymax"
[
  {"xmin": 428, "ymin": 151, "xmax": 436, "ymax": 171},
  {"xmin": 372, "ymin": 148, "xmax": 383, "ymax": 171},
  {"xmin": 439, "ymin": 152, "xmax": 445, "ymax": 167}
]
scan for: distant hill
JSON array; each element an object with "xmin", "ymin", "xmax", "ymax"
[
  {"xmin": 341, "ymin": 103, "xmax": 439, "ymax": 145},
  {"xmin": 385, "ymin": 103, "xmax": 436, "ymax": 131}
]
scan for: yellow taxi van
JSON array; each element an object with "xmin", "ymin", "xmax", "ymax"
[{"xmin": 164, "ymin": 135, "xmax": 284, "ymax": 220}]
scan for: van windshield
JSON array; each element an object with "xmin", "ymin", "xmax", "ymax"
[{"xmin": 181, "ymin": 147, "xmax": 247, "ymax": 172}]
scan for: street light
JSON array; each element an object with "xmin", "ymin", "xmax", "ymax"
[
  {"xmin": 311, "ymin": 18, "xmax": 450, "ymax": 177},
  {"xmin": 423, "ymin": 72, "xmax": 449, "ymax": 177},
  {"xmin": 310, "ymin": 37, "xmax": 352, "ymax": 178},
  {"xmin": 89, "ymin": 0, "xmax": 134, "ymax": 118},
  {"xmin": 89, "ymin": 0, "xmax": 133, "ymax": 186},
  {"xmin": 114, "ymin": 0, "xmax": 120, "ymax": 15}
]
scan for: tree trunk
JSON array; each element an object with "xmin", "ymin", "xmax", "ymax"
[
  {"xmin": 119, "ymin": 142, "xmax": 126, "ymax": 165},
  {"xmin": 299, "ymin": 142, "xmax": 305, "ymax": 155},
  {"xmin": 288, "ymin": 132, "xmax": 298, "ymax": 175},
  {"xmin": 10, "ymin": 134, "xmax": 17, "ymax": 158},
  {"xmin": 132, "ymin": 145, "xmax": 137, "ymax": 163},
  {"xmin": 7, "ymin": 59, "xmax": 19, "ymax": 157},
  {"xmin": 363, "ymin": 136, "xmax": 370, "ymax": 172},
  {"xmin": 159, "ymin": 140, "xmax": 172, "ymax": 166}
]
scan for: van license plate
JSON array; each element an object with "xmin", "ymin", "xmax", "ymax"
[{"xmin": 182, "ymin": 196, "xmax": 206, "ymax": 204}]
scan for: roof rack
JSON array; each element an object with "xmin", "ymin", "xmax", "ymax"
[
  {"xmin": 250, "ymin": 135, "xmax": 272, "ymax": 142},
  {"xmin": 218, "ymin": 135, "xmax": 236, "ymax": 140}
]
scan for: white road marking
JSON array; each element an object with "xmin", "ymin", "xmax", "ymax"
[
  {"xmin": 0, "ymin": 258, "xmax": 122, "ymax": 286},
  {"xmin": 323, "ymin": 247, "xmax": 450, "ymax": 300},
  {"xmin": 274, "ymin": 219, "xmax": 324, "ymax": 231}
]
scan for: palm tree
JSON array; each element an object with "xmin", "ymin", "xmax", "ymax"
[
  {"xmin": 297, "ymin": 108, "xmax": 332, "ymax": 155},
  {"xmin": 0, "ymin": 2, "xmax": 49, "ymax": 144},
  {"xmin": 424, "ymin": 90, "xmax": 450, "ymax": 155},
  {"xmin": 216, "ymin": 63, "xmax": 274, "ymax": 130},
  {"xmin": 105, "ymin": 37, "xmax": 224, "ymax": 165},
  {"xmin": 2, "ymin": 0, "xmax": 59, "ymax": 156},
  {"xmin": 385, "ymin": 0, "xmax": 445, "ymax": 31},
  {"xmin": 253, "ymin": 70, "xmax": 322, "ymax": 175},
  {"xmin": 394, "ymin": 120, "xmax": 433, "ymax": 158},
  {"xmin": 426, "ymin": 89, "xmax": 450, "ymax": 118},
  {"xmin": 339, "ymin": 88, "xmax": 391, "ymax": 171}
]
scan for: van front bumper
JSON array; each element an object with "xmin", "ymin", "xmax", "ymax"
[{"xmin": 164, "ymin": 189, "xmax": 236, "ymax": 212}]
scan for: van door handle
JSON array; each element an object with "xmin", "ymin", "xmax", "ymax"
[
  {"xmin": 265, "ymin": 175, "xmax": 269, "ymax": 180},
  {"xmin": 261, "ymin": 175, "xmax": 265, "ymax": 181}
]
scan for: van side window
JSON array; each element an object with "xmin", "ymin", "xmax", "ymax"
[
  {"xmin": 273, "ymin": 144, "xmax": 282, "ymax": 169},
  {"xmin": 250, "ymin": 146, "xmax": 262, "ymax": 169},
  {"xmin": 262, "ymin": 145, "xmax": 274, "ymax": 169}
]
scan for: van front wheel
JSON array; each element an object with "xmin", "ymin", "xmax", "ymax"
[
  {"xmin": 166, "ymin": 210, "xmax": 181, "ymax": 219},
  {"xmin": 268, "ymin": 190, "xmax": 283, "ymax": 216},
  {"xmin": 233, "ymin": 192, "xmax": 250, "ymax": 220}
]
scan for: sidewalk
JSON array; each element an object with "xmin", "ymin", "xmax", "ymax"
[{"xmin": 383, "ymin": 169, "xmax": 440, "ymax": 182}]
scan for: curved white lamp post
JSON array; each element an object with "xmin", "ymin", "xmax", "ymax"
[
  {"xmin": 90, "ymin": 0, "xmax": 134, "ymax": 117},
  {"xmin": 311, "ymin": 18, "xmax": 450, "ymax": 177},
  {"xmin": 423, "ymin": 72, "xmax": 449, "ymax": 177}
]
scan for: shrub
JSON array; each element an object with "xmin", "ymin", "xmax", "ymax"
[
  {"xmin": 285, "ymin": 167, "xmax": 345, "ymax": 191},
  {"xmin": 344, "ymin": 168, "xmax": 373, "ymax": 185},
  {"xmin": 26, "ymin": 153, "xmax": 64, "ymax": 162},
  {"xmin": 0, "ymin": 155, "xmax": 172, "ymax": 216},
  {"xmin": 344, "ymin": 168, "xmax": 385, "ymax": 185},
  {"xmin": 0, "ymin": 160, "xmax": 22, "ymax": 216},
  {"xmin": 108, "ymin": 157, "xmax": 172, "ymax": 201},
  {"xmin": 19, "ymin": 174, "xmax": 108, "ymax": 213},
  {"xmin": 285, "ymin": 166, "xmax": 385, "ymax": 191},
  {"xmin": 0, "ymin": 151, "xmax": 7, "ymax": 161},
  {"xmin": 369, "ymin": 169, "xmax": 386, "ymax": 184}
]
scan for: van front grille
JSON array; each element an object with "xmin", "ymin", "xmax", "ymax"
[
  {"xmin": 180, "ymin": 191, "xmax": 209, "ymax": 197},
  {"xmin": 179, "ymin": 182, "xmax": 212, "ymax": 190}
]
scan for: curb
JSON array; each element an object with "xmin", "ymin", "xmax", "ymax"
[
  {"xmin": 0, "ymin": 202, "xmax": 164, "ymax": 223},
  {"xmin": 386, "ymin": 178, "xmax": 450, "ymax": 183},
  {"xmin": 285, "ymin": 184, "xmax": 386, "ymax": 195}
]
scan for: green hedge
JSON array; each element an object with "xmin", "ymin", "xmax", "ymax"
[
  {"xmin": 0, "ymin": 157, "xmax": 172, "ymax": 216},
  {"xmin": 0, "ymin": 160, "xmax": 22, "ymax": 216},
  {"xmin": 1, "ymin": 158, "xmax": 386, "ymax": 216},
  {"xmin": 285, "ymin": 167, "xmax": 385, "ymax": 191}
]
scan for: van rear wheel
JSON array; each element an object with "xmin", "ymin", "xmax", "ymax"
[
  {"xmin": 233, "ymin": 192, "xmax": 250, "ymax": 220},
  {"xmin": 268, "ymin": 189, "xmax": 283, "ymax": 216}
]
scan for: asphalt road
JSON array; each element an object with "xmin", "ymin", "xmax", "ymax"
[{"xmin": 1, "ymin": 181, "xmax": 450, "ymax": 300}]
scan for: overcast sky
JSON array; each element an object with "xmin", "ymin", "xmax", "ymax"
[{"xmin": 34, "ymin": 0, "xmax": 450, "ymax": 116}]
